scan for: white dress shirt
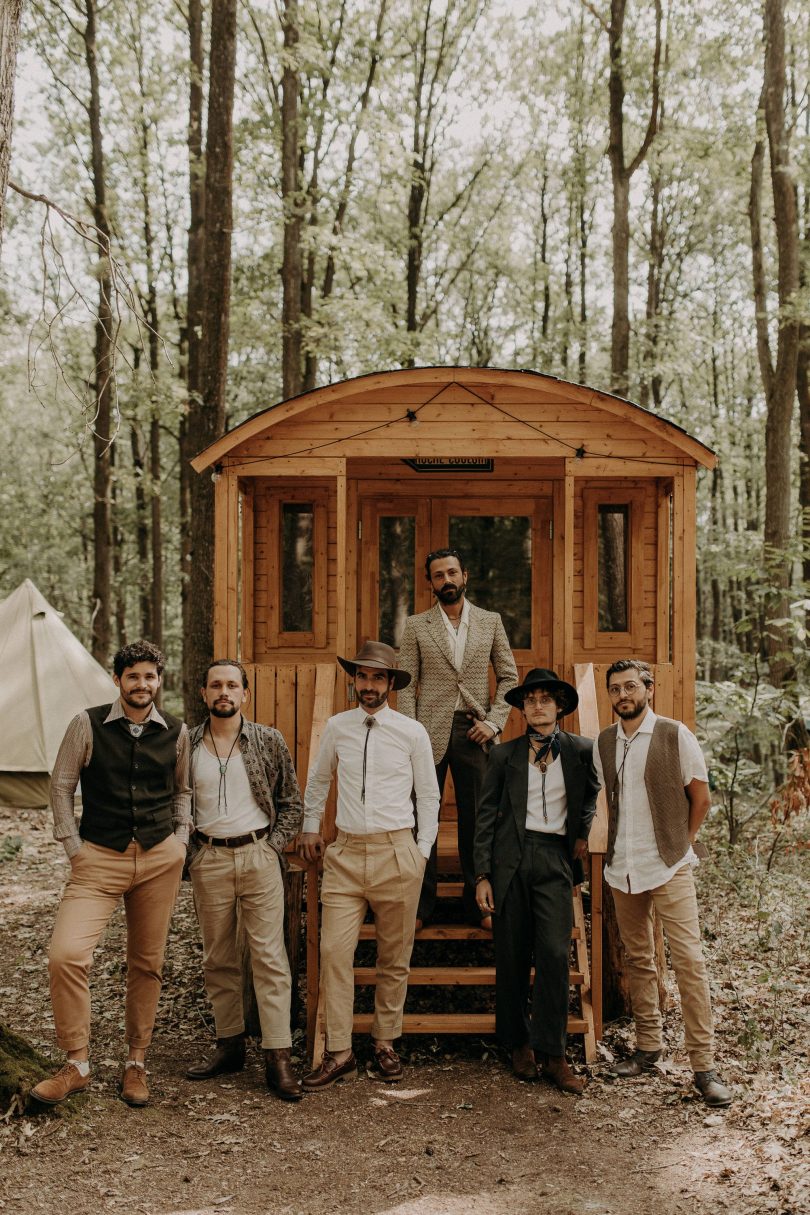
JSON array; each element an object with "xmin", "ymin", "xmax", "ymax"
[
  {"xmin": 440, "ymin": 599, "xmax": 498, "ymax": 734},
  {"xmin": 302, "ymin": 705, "xmax": 440, "ymax": 857},
  {"xmin": 525, "ymin": 753, "xmax": 568, "ymax": 834},
  {"xmin": 593, "ymin": 709, "xmax": 709, "ymax": 894}
]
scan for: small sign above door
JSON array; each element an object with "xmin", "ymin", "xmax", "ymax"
[{"xmin": 402, "ymin": 457, "xmax": 494, "ymax": 473}]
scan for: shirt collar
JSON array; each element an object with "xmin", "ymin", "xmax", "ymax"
[
  {"xmin": 617, "ymin": 708, "xmax": 656, "ymax": 742},
  {"xmin": 104, "ymin": 698, "xmax": 168, "ymax": 729},
  {"xmin": 356, "ymin": 703, "xmax": 392, "ymax": 725},
  {"xmin": 440, "ymin": 597, "xmax": 470, "ymax": 630}
]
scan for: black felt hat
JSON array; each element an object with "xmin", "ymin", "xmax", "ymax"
[{"xmin": 505, "ymin": 668, "xmax": 579, "ymax": 715}]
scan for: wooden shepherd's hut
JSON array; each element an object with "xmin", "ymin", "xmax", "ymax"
[{"xmin": 191, "ymin": 366, "xmax": 716, "ymax": 1059}]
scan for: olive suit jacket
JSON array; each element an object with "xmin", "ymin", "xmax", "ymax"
[{"xmin": 473, "ymin": 732, "xmax": 600, "ymax": 911}]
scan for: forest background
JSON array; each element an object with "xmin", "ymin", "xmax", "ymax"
[{"xmin": 0, "ymin": 0, "xmax": 808, "ymax": 830}]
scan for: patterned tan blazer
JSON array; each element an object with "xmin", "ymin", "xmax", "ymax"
[{"xmin": 397, "ymin": 601, "xmax": 519, "ymax": 764}]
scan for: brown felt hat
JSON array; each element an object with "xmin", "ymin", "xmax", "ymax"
[
  {"xmin": 337, "ymin": 640, "xmax": 412, "ymax": 691},
  {"xmin": 505, "ymin": 667, "xmax": 579, "ymax": 715}
]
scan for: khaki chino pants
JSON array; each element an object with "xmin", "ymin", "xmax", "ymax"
[
  {"xmin": 320, "ymin": 828, "xmax": 425, "ymax": 1052},
  {"xmin": 189, "ymin": 837, "xmax": 292, "ymax": 1049},
  {"xmin": 48, "ymin": 834, "xmax": 185, "ymax": 1051},
  {"xmin": 611, "ymin": 864, "xmax": 715, "ymax": 1071}
]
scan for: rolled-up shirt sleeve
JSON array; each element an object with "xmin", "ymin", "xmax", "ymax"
[
  {"xmin": 50, "ymin": 713, "xmax": 91, "ymax": 859},
  {"xmin": 302, "ymin": 721, "xmax": 337, "ymax": 834},
  {"xmin": 172, "ymin": 724, "xmax": 193, "ymax": 843},
  {"xmin": 411, "ymin": 727, "xmax": 440, "ymax": 858}
]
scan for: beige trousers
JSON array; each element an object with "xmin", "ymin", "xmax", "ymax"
[
  {"xmin": 320, "ymin": 828, "xmax": 425, "ymax": 1052},
  {"xmin": 611, "ymin": 864, "xmax": 715, "ymax": 1071},
  {"xmin": 189, "ymin": 837, "xmax": 292, "ymax": 1049},
  {"xmin": 48, "ymin": 834, "xmax": 185, "ymax": 1051}
]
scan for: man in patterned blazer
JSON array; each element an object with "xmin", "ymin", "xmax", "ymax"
[{"xmin": 398, "ymin": 547, "xmax": 518, "ymax": 927}]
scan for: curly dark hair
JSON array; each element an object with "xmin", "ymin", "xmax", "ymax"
[{"xmin": 113, "ymin": 640, "xmax": 166, "ymax": 678}]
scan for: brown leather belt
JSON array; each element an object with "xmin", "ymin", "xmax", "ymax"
[{"xmin": 195, "ymin": 825, "xmax": 271, "ymax": 849}]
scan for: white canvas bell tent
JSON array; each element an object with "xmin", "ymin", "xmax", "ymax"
[{"xmin": 0, "ymin": 580, "xmax": 117, "ymax": 808}]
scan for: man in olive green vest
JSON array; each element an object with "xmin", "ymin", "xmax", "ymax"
[{"xmin": 593, "ymin": 659, "xmax": 732, "ymax": 1108}]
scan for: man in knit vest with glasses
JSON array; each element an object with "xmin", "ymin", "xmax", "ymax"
[{"xmin": 594, "ymin": 659, "xmax": 732, "ymax": 1107}]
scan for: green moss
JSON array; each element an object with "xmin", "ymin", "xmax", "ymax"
[{"xmin": 0, "ymin": 1022, "xmax": 70, "ymax": 1117}]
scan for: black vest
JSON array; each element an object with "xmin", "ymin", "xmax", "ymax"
[{"xmin": 79, "ymin": 704, "xmax": 182, "ymax": 852}]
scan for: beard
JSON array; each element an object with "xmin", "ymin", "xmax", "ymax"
[
  {"xmin": 615, "ymin": 700, "xmax": 646, "ymax": 720},
  {"xmin": 210, "ymin": 701, "xmax": 240, "ymax": 718},
  {"xmin": 121, "ymin": 688, "xmax": 156, "ymax": 710},
  {"xmin": 436, "ymin": 583, "xmax": 464, "ymax": 604},
  {"xmin": 358, "ymin": 688, "xmax": 388, "ymax": 710}
]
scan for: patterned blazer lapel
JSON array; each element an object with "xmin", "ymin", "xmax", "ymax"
[{"xmin": 426, "ymin": 602, "xmax": 456, "ymax": 667}]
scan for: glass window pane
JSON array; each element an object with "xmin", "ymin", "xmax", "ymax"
[
  {"xmin": 379, "ymin": 516, "xmax": 415, "ymax": 647},
  {"xmin": 598, "ymin": 505, "xmax": 628, "ymax": 632},
  {"xmin": 449, "ymin": 515, "xmax": 531, "ymax": 649},
  {"xmin": 281, "ymin": 502, "xmax": 313, "ymax": 632}
]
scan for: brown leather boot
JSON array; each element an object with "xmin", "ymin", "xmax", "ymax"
[
  {"xmin": 186, "ymin": 1034, "xmax": 246, "ymax": 1081},
  {"xmin": 542, "ymin": 1055, "xmax": 585, "ymax": 1095},
  {"xmin": 511, "ymin": 1043, "xmax": 538, "ymax": 1081},
  {"xmin": 264, "ymin": 1048, "xmax": 303, "ymax": 1101}
]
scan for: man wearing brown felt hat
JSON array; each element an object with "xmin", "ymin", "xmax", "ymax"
[
  {"xmin": 298, "ymin": 641, "xmax": 439, "ymax": 1087},
  {"xmin": 473, "ymin": 668, "xmax": 599, "ymax": 1093}
]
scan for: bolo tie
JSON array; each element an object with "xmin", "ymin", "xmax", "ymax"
[
  {"xmin": 206, "ymin": 716, "xmax": 243, "ymax": 814},
  {"xmin": 612, "ymin": 732, "xmax": 638, "ymax": 811},
  {"xmin": 528, "ymin": 726, "xmax": 560, "ymax": 824},
  {"xmin": 361, "ymin": 715, "xmax": 375, "ymax": 804}
]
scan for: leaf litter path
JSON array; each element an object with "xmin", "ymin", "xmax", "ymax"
[{"xmin": 0, "ymin": 807, "xmax": 805, "ymax": 1215}]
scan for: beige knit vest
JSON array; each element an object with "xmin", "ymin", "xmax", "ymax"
[{"xmin": 598, "ymin": 717, "xmax": 690, "ymax": 868}]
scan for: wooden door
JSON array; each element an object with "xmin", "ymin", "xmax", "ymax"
[{"xmin": 358, "ymin": 491, "xmax": 552, "ymax": 664}]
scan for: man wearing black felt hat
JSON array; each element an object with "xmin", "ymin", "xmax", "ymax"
[{"xmin": 473, "ymin": 668, "xmax": 599, "ymax": 1093}]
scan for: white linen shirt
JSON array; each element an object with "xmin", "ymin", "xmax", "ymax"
[
  {"xmin": 302, "ymin": 705, "xmax": 440, "ymax": 857},
  {"xmin": 593, "ymin": 709, "xmax": 709, "ymax": 895},
  {"xmin": 441, "ymin": 598, "xmax": 470, "ymax": 711}
]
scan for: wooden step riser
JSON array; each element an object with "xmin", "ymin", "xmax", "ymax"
[
  {"xmin": 358, "ymin": 924, "xmax": 582, "ymax": 941},
  {"xmin": 353, "ymin": 967, "xmax": 586, "ymax": 986},
  {"xmin": 352, "ymin": 1013, "xmax": 589, "ymax": 1035}
]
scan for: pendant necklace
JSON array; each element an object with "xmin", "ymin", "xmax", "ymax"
[{"xmin": 206, "ymin": 717, "xmax": 242, "ymax": 813}]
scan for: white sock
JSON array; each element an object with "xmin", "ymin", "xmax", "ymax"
[
  {"xmin": 124, "ymin": 1060, "xmax": 145, "ymax": 1070},
  {"xmin": 69, "ymin": 1059, "xmax": 90, "ymax": 1077}
]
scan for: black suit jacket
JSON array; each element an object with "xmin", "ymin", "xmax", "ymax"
[{"xmin": 473, "ymin": 732, "xmax": 600, "ymax": 913}]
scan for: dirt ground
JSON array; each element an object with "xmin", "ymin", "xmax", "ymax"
[{"xmin": 0, "ymin": 806, "xmax": 806, "ymax": 1215}]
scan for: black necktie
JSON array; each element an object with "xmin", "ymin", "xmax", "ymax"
[{"xmin": 361, "ymin": 715, "xmax": 375, "ymax": 804}]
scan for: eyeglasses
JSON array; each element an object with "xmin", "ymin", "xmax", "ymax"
[{"xmin": 607, "ymin": 680, "xmax": 646, "ymax": 697}]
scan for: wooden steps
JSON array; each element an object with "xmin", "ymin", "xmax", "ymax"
[{"xmin": 358, "ymin": 922, "xmax": 582, "ymax": 941}]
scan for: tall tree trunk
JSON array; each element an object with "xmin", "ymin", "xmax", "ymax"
[
  {"xmin": 181, "ymin": 0, "xmax": 206, "ymax": 716},
  {"xmin": 130, "ymin": 419, "xmax": 153, "ymax": 636},
  {"xmin": 0, "ymin": 0, "xmax": 22, "ymax": 256},
  {"xmin": 83, "ymin": 0, "xmax": 114, "ymax": 665},
  {"xmin": 749, "ymin": 0, "xmax": 800, "ymax": 687},
  {"xmin": 184, "ymin": 0, "xmax": 237, "ymax": 721},
  {"xmin": 606, "ymin": 0, "xmax": 661, "ymax": 397},
  {"xmin": 280, "ymin": 0, "xmax": 303, "ymax": 399}
]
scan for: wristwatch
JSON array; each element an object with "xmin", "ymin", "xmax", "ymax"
[{"xmin": 474, "ymin": 873, "xmax": 489, "ymax": 884}]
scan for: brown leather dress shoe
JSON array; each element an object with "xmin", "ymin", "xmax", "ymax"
[
  {"xmin": 186, "ymin": 1034, "xmax": 246, "ymax": 1080},
  {"xmin": 541, "ymin": 1055, "xmax": 585, "ymax": 1095},
  {"xmin": 121, "ymin": 1063, "xmax": 149, "ymax": 1107},
  {"xmin": 372, "ymin": 1045, "xmax": 404, "ymax": 1083},
  {"xmin": 511, "ymin": 1043, "xmax": 538, "ymax": 1081},
  {"xmin": 302, "ymin": 1050, "xmax": 358, "ymax": 1090},
  {"xmin": 694, "ymin": 1070, "xmax": 733, "ymax": 1107},
  {"xmin": 31, "ymin": 1062, "xmax": 90, "ymax": 1105},
  {"xmin": 265, "ymin": 1048, "xmax": 303, "ymax": 1101}
]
